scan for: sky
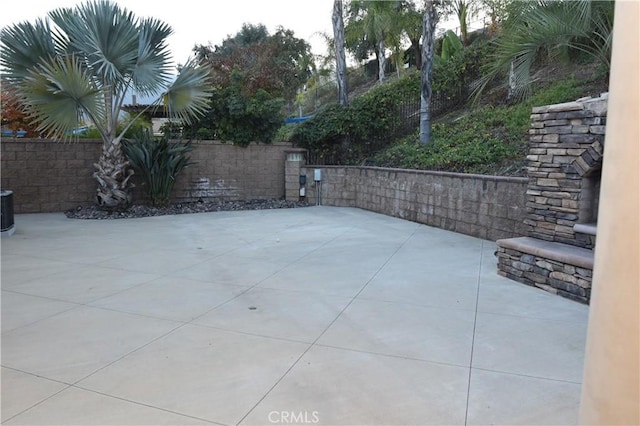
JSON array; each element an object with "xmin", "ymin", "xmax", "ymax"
[{"xmin": 0, "ymin": 0, "xmax": 336, "ymax": 65}]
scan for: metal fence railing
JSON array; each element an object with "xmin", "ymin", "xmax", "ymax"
[{"xmin": 305, "ymin": 85, "xmax": 468, "ymax": 165}]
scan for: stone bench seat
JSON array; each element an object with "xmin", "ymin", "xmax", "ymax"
[
  {"xmin": 496, "ymin": 236, "xmax": 594, "ymax": 269},
  {"xmin": 495, "ymin": 237, "xmax": 594, "ymax": 303}
]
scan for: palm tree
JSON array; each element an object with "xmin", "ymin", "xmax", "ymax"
[
  {"xmin": 401, "ymin": 3, "xmax": 425, "ymax": 70},
  {"xmin": 420, "ymin": 0, "xmax": 438, "ymax": 144},
  {"xmin": 446, "ymin": 0, "xmax": 480, "ymax": 46},
  {"xmin": 332, "ymin": 0, "xmax": 349, "ymax": 106},
  {"xmin": 346, "ymin": 0, "xmax": 400, "ymax": 83},
  {"xmin": 480, "ymin": 0, "xmax": 511, "ymax": 37},
  {"xmin": 473, "ymin": 0, "xmax": 614, "ymax": 103},
  {"xmin": 0, "ymin": 0, "xmax": 210, "ymax": 209}
]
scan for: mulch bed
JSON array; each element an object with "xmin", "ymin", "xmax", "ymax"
[{"xmin": 65, "ymin": 199, "xmax": 310, "ymax": 219}]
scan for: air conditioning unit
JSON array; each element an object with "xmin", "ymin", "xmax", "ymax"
[{"xmin": 1, "ymin": 190, "xmax": 15, "ymax": 237}]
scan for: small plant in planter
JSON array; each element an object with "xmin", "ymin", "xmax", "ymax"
[{"xmin": 122, "ymin": 129, "xmax": 194, "ymax": 207}]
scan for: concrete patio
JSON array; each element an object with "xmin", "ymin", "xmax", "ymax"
[{"xmin": 1, "ymin": 206, "xmax": 588, "ymax": 425}]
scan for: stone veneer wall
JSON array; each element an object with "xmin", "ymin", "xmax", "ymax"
[
  {"xmin": 497, "ymin": 94, "xmax": 609, "ymax": 304},
  {"xmin": 525, "ymin": 96, "xmax": 607, "ymax": 249},
  {"xmin": 496, "ymin": 237, "xmax": 594, "ymax": 303},
  {"xmin": 297, "ymin": 166, "xmax": 528, "ymax": 241},
  {"xmin": 0, "ymin": 139, "xmax": 293, "ymax": 213}
]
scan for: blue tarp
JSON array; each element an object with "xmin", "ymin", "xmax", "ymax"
[
  {"xmin": 1, "ymin": 130, "xmax": 27, "ymax": 137},
  {"xmin": 284, "ymin": 116, "xmax": 313, "ymax": 124}
]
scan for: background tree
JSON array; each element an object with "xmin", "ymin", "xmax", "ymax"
[
  {"xmin": 401, "ymin": 2, "xmax": 425, "ymax": 70},
  {"xmin": 420, "ymin": 0, "xmax": 438, "ymax": 144},
  {"xmin": 0, "ymin": 0, "xmax": 211, "ymax": 209},
  {"xmin": 1, "ymin": 85, "xmax": 40, "ymax": 137},
  {"xmin": 333, "ymin": 0, "xmax": 349, "ymax": 106},
  {"xmin": 480, "ymin": 0, "xmax": 511, "ymax": 37},
  {"xmin": 474, "ymin": 0, "xmax": 614, "ymax": 102},
  {"xmin": 195, "ymin": 24, "xmax": 313, "ymax": 104},
  {"xmin": 345, "ymin": 0, "xmax": 401, "ymax": 83},
  {"xmin": 192, "ymin": 23, "xmax": 313, "ymax": 144},
  {"xmin": 444, "ymin": 0, "xmax": 480, "ymax": 46}
]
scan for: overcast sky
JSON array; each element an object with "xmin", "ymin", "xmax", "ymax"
[
  {"xmin": 1, "ymin": 0, "xmax": 336, "ymax": 65},
  {"xmin": 2, "ymin": 0, "xmax": 475, "ymax": 73}
]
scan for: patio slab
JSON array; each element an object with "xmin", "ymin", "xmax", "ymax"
[{"xmin": 1, "ymin": 207, "xmax": 589, "ymax": 425}]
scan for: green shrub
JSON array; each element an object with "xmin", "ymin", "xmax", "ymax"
[
  {"xmin": 373, "ymin": 79, "xmax": 584, "ymax": 175},
  {"xmin": 80, "ymin": 115, "xmax": 152, "ymax": 139},
  {"xmin": 432, "ymin": 39, "xmax": 492, "ymax": 99},
  {"xmin": 273, "ymin": 123, "xmax": 299, "ymax": 142},
  {"xmin": 215, "ymin": 87, "xmax": 284, "ymax": 146},
  {"xmin": 122, "ymin": 130, "xmax": 194, "ymax": 207},
  {"xmin": 182, "ymin": 69, "xmax": 285, "ymax": 146},
  {"xmin": 526, "ymin": 80, "xmax": 582, "ymax": 107},
  {"xmin": 291, "ymin": 71, "xmax": 421, "ymax": 162}
]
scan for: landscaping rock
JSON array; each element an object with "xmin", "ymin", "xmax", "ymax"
[{"xmin": 65, "ymin": 199, "xmax": 310, "ymax": 219}]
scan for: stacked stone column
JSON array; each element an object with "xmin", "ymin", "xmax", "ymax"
[{"xmin": 525, "ymin": 96, "xmax": 607, "ymax": 248}]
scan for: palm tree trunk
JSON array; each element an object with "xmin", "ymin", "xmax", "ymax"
[
  {"xmin": 94, "ymin": 138, "xmax": 133, "ymax": 209},
  {"xmin": 420, "ymin": 1, "xmax": 437, "ymax": 144},
  {"xmin": 377, "ymin": 40, "xmax": 386, "ymax": 83},
  {"xmin": 459, "ymin": 3, "xmax": 469, "ymax": 46},
  {"xmin": 93, "ymin": 86, "xmax": 133, "ymax": 210},
  {"xmin": 507, "ymin": 60, "xmax": 517, "ymax": 102},
  {"xmin": 332, "ymin": 0, "xmax": 348, "ymax": 107},
  {"xmin": 411, "ymin": 38, "xmax": 422, "ymax": 70}
]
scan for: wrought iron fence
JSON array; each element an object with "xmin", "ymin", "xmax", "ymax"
[{"xmin": 306, "ymin": 86, "xmax": 468, "ymax": 165}]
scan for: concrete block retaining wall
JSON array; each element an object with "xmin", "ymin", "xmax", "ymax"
[
  {"xmin": 2, "ymin": 139, "xmax": 531, "ymax": 243},
  {"xmin": 296, "ymin": 166, "xmax": 529, "ymax": 241},
  {"xmin": 0, "ymin": 139, "xmax": 293, "ymax": 213}
]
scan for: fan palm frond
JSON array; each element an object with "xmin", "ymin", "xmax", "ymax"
[
  {"xmin": 49, "ymin": 1, "xmax": 139, "ymax": 85},
  {"xmin": 161, "ymin": 61, "xmax": 212, "ymax": 125},
  {"xmin": 22, "ymin": 55, "xmax": 103, "ymax": 139},
  {"xmin": 0, "ymin": 19, "xmax": 57, "ymax": 80},
  {"xmin": 1, "ymin": 0, "xmax": 213, "ymax": 209},
  {"xmin": 472, "ymin": 0, "xmax": 613, "ymax": 104},
  {"xmin": 131, "ymin": 17, "xmax": 174, "ymax": 96}
]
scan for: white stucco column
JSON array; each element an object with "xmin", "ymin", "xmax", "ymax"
[{"xmin": 578, "ymin": 1, "xmax": 640, "ymax": 424}]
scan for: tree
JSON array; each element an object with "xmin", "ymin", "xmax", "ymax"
[
  {"xmin": 0, "ymin": 0, "xmax": 210, "ymax": 209},
  {"xmin": 480, "ymin": 0, "xmax": 511, "ymax": 37},
  {"xmin": 444, "ymin": 0, "xmax": 480, "ymax": 46},
  {"xmin": 346, "ymin": 0, "xmax": 401, "ymax": 83},
  {"xmin": 419, "ymin": 0, "xmax": 438, "ymax": 144},
  {"xmin": 333, "ymin": 0, "xmax": 349, "ymax": 106},
  {"xmin": 401, "ymin": 2, "xmax": 425, "ymax": 70},
  {"xmin": 1, "ymin": 85, "xmax": 40, "ymax": 137},
  {"xmin": 208, "ymin": 70, "xmax": 285, "ymax": 146},
  {"xmin": 474, "ymin": 0, "xmax": 614, "ymax": 103},
  {"xmin": 191, "ymin": 24, "xmax": 313, "ymax": 144},
  {"xmin": 195, "ymin": 24, "xmax": 313, "ymax": 104}
]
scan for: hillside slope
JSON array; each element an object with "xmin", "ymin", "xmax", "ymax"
[{"xmin": 371, "ymin": 63, "xmax": 608, "ymax": 176}]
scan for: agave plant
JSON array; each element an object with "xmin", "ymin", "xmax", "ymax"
[
  {"xmin": 0, "ymin": 0, "xmax": 211, "ymax": 210},
  {"xmin": 122, "ymin": 130, "xmax": 194, "ymax": 207},
  {"xmin": 473, "ymin": 0, "xmax": 614, "ymax": 103}
]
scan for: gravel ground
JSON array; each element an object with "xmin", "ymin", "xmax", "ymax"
[{"xmin": 64, "ymin": 199, "xmax": 311, "ymax": 219}]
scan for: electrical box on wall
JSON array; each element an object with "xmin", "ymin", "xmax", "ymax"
[
  {"xmin": 299, "ymin": 187, "xmax": 306, "ymax": 197},
  {"xmin": 299, "ymin": 175, "xmax": 306, "ymax": 185},
  {"xmin": 314, "ymin": 169, "xmax": 322, "ymax": 182}
]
